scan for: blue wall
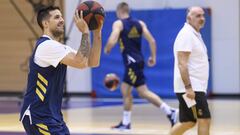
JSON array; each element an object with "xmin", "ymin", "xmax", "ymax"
[{"xmin": 92, "ymin": 9, "xmax": 211, "ymax": 98}]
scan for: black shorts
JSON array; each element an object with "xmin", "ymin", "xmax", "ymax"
[
  {"xmin": 176, "ymin": 92, "xmax": 211, "ymax": 123},
  {"xmin": 123, "ymin": 61, "xmax": 145, "ymax": 87}
]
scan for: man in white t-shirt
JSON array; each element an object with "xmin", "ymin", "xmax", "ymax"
[
  {"xmin": 20, "ymin": 6, "xmax": 103, "ymax": 134},
  {"xmin": 169, "ymin": 7, "xmax": 211, "ymax": 135}
]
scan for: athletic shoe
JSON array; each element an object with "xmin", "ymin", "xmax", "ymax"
[
  {"xmin": 111, "ymin": 121, "xmax": 131, "ymax": 131},
  {"xmin": 167, "ymin": 108, "xmax": 179, "ymax": 126}
]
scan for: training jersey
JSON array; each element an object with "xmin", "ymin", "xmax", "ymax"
[
  {"xmin": 119, "ymin": 17, "xmax": 143, "ymax": 66},
  {"xmin": 20, "ymin": 36, "xmax": 70, "ymax": 125}
]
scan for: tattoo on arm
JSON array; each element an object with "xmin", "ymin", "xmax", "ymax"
[{"xmin": 78, "ymin": 33, "xmax": 90, "ymax": 57}]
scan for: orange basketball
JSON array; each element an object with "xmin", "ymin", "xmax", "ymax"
[
  {"xmin": 104, "ymin": 73, "xmax": 120, "ymax": 91},
  {"xmin": 77, "ymin": 0, "xmax": 105, "ymax": 30}
]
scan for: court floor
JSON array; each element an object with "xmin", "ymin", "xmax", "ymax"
[{"xmin": 0, "ymin": 97, "xmax": 239, "ymax": 135}]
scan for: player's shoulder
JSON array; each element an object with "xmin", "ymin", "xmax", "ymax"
[
  {"xmin": 36, "ymin": 40, "xmax": 64, "ymax": 53},
  {"xmin": 175, "ymin": 28, "xmax": 195, "ymax": 45},
  {"xmin": 112, "ymin": 19, "xmax": 123, "ymax": 30},
  {"xmin": 138, "ymin": 20, "xmax": 145, "ymax": 25},
  {"xmin": 39, "ymin": 39, "xmax": 63, "ymax": 48},
  {"xmin": 177, "ymin": 26, "xmax": 194, "ymax": 38},
  {"xmin": 180, "ymin": 24, "xmax": 195, "ymax": 36},
  {"xmin": 114, "ymin": 19, "xmax": 123, "ymax": 25},
  {"xmin": 137, "ymin": 20, "xmax": 147, "ymax": 29}
]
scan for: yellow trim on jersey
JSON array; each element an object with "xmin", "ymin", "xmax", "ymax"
[
  {"xmin": 119, "ymin": 38, "xmax": 124, "ymax": 52},
  {"xmin": 36, "ymin": 88, "xmax": 44, "ymax": 101},
  {"xmin": 132, "ymin": 76, "xmax": 137, "ymax": 84},
  {"xmin": 130, "ymin": 74, "xmax": 135, "ymax": 80},
  {"xmin": 37, "ymin": 81, "xmax": 46, "ymax": 94},
  {"xmin": 128, "ymin": 68, "xmax": 133, "ymax": 75},
  {"xmin": 36, "ymin": 123, "xmax": 49, "ymax": 131},
  {"xmin": 38, "ymin": 128, "xmax": 50, "ymax": 135},
  {"xmin": 128, "ymin": 68, "xmax": 137, "ymax": 84},
  {"xmin": 38, "ymin": 73, "xmax": 48, "ymax": 86}
]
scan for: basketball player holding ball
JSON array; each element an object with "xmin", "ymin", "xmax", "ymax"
[
  {"xmin": 104, "ymin": 2, "xmax": 178, "ymax": 130},
  {"xmin": 20, "ymin": 2, "xmax": 104, "ymax": 134}
]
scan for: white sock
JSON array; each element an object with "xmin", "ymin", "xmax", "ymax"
[
  {"xmin": 122, "ymin": 111, "xmax": 131, "ymax": 125},
  {"xmin": 160, "ymin": 102, "xmax": 172, "ymax": 115}
]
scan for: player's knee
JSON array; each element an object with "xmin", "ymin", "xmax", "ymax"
[
  {"xmin": 123, "ymin": 94, "xmax": 133, "ymax": 100},
  {"xmin": 183, "ymin": 121, "xmax": 196, "ymax": 129},
  {"xmin": 169, "ymin": 122, "xmax": 196, "ymax": 135},
  {"xmin": 198, "ymin": 118, "xmax": 211, "ymax": 126},
  {"xmin": 138, "ymin": 90, "xmax": 148, "ymax": 98},
  {"xmin": 138, "ymin": 92, "xmax": 145, "ymax": 98}
]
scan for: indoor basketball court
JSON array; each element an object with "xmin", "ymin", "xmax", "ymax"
[
  {"xmin": 0, "ymin": 98, "xmax": 239, "ymax": 135},
  {"xmin": 0, "ymin": 0, "xmax": 239, "ymax": 135}
]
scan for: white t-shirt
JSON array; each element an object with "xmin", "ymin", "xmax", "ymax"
[
  {"xmin": 34, "ymin": 35, "xmax": 76, "ymax": 67},
  {"xmin": 173, "ymin": 23, "xmax": 209, "ymax": 93}
]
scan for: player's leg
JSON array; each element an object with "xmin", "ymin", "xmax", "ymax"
[
  {"xmin": 112, "ymin": 82, "xmax": 132, "ymax": 130},
  {"xmin": 36, "ymin": 122, "xmax": 70, "ymax": 135},
  {"xmin": 136, "ymin": 84, "xmax": 178, "ymax": 126},
  {"xmin": 121, "ymin": 82, "xmax": 133, "ymax": 126},
  {"xmin": 121, "ymin": 82, "xmax": 133, "ymax": 111},
  {"xmin": 136, "ymin": 84, "xmax": 162, "ymax": 107},
  {"xmin": 169, "ymin": 93, "xmax": 197, "ymax": 135},
  {"xmin": 131, "ymin": 62, "xmax": 163, "ymax": 108},
  {"xmin": 22, "ymin": 116, "xmax": 41, "ymax": 135},
  {"xmin": 198, "ymin": 118, "xmax": 210, "ymax": 135},
  {"xmin": 22, "ymin": 115, "xmax": 70, "ymax": 135},
  {"xmin": 169, "ymin": 122, "xmax": 196, "ymax": 135},
  {"xmin": 195, "ymin": 92, "xmax": 211, "ymax": 135}
]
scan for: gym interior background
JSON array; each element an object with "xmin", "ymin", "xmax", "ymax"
[{"xmin": 0, "ymin": 0, "xmax": 239, "ymax": 135}]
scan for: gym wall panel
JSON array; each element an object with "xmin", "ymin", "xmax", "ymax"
[
  {"xmin": 0, "ymin": 0, "xmax": 64, "ymax": 93},
  {"xmin": 0, "ymin": 0, "xmax": 39, "ymax": 92},
  {"xmin": 208, "ymin": 0, "xmax": 240, "ymax": 94},
  {"xmin": 65, "ymin": 0, "xmax": 92, "ymax": 93}
]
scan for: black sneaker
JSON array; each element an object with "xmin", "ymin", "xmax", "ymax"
[
  {"xmin": 111, "ymin": 121, "xmax": 131, "ymax": 131},
  {"xmin": 167, "ymin": 108, "xmax": 179, "ymax": 127}
]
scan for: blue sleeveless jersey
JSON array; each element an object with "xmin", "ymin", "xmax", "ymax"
[
  {"xmin": 119, "ymin": 17, "xmax": 143, "ymax": 66},
  {"xmin": 20, "ymin": 37, "xmax": 67, "ymax": 125}
]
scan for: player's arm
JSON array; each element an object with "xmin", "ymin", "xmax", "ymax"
[
  {"xmin": 139, "ymin": 20, "xmax": 156, "ymax": 67},
  {"xmin": 60, "ymin": 34, "xmax": 90, "ymax": 69},
  {"xmin": 88, "ymin": 21, "xmax": 103, "ymax": 67},
  {"xmin": 61, "ymin": 10, "xmax": 90, "ymax": 69},
  {"xmin": 177, "ymin": 51, "xmax": 195, "ymax": 99},
  {"xmin": 104, "ymin": 20, "xmax": 123, "ymax": 54}
]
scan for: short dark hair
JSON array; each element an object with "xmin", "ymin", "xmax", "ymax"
[
  {"xmin": 37, "ymin": 6, "xmax": 60, "ymax": 30},
  {"xmin": 117, "ymin": 2, "xmax": 130, "ymax": 14}
]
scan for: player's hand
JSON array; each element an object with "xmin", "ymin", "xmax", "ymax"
[
  {"xmin": 186, "ymin": 89, "xmax": 195, "ymax": 100},
  {"xmin": 147, "ymin": 56, "xmax": 156, "ymax": 67},
  {"xmin": 93, "ymin": 20, "xmax": 103, "ymax": 36},
  {"xmin": 74, "ymin": 10, "xmax": 89, "ymax": 34},
  {"xmin": 94, "ymin": 19, "xmax": 104, "ymax": 32},
  {"xmin": 104, "ymin": 46, "xmax": 110, "ymax": 54}
]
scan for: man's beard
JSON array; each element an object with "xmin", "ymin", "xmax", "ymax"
[{"xmin": 52, "ymin": 29, "xmax": 64, "ymax": 38}]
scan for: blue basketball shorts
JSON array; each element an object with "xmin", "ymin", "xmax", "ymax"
[
  {"xmin": 123, "ymin": 61, "xmax": 145, "ymax": 87},
  {"xmin": 22, "ymin": 116, "xmax": 70, "ymax": 135}
]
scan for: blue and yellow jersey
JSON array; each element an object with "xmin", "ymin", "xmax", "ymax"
[
  {"xmin": 20, "ymin": 37, "xmax": 66, "ymax": 125},
  {"xmin": 119, "ymin": 17, "xmax": 144, "ymax": 66}
]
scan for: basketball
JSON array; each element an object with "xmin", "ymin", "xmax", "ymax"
[
  {"xmin": 104, "ymin": 73, "xmax": 120, "ymax": 91},
  {"xmin": 77, "ymin": 0, "xmax": 105, "ymax": 30}
]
